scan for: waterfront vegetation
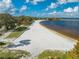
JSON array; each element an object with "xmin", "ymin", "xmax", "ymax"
[
  {"xmin": 0, "ymin": 42, "xmax": 8, "ymax": 48},
  {"xmin": 38, "ymin": 50, "xmax": 65, "ymax": 59},
  {"xmin": 0, "ymin": 41, "xmax": 31, "ymax": 59},
  {"xmin": 38, "ymin": 42, "xmax": 79, "ymax": 59},
  {"xmin": 0, "ymin": 41, "xmax": 79, "ymax": 59},
  {"xmin": 0, "ymin": 49, "xmax": 30, "ymax": 59}
]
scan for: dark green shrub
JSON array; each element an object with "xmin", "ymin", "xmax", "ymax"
[{"xmin": 14, "ymin": 27, "xmax": 27, "ymax": 31}]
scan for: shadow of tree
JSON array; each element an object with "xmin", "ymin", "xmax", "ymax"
[{"xmin": 7, "ymin": 39, "xmax": 31, "ymax": 48}]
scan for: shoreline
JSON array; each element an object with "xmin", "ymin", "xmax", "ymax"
[
  {"xmin": 40, "ymin": 23, "xmax": 78, "ymax": 43},
  {"xmin": 8, "ymin": 20, "xmax": 77, "ymax": 57},
  {"xmin": 40, "ymin": 20, "xmax": 79, "ymax": 41}
]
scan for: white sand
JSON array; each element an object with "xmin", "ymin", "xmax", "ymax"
[{"xmin": 9, "ymin": 20, "xmax": 77, "ymax": 57}]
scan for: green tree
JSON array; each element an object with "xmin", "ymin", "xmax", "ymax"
[{"xmin": 0, "ymin": 13, "xmax": 16, "ymax": 31}]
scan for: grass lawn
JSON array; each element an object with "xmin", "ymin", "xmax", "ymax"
[{"xmin": 6, "ymin": 26, "xmax": 28, "ymax": 39}]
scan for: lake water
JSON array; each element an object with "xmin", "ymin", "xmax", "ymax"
[{"xmin": 40, "ymin": 19, "xmax": 79, "ymax": 40}]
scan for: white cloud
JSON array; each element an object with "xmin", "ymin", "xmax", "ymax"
[
  {"xmin": 26, "ymin": 0, "xmax": 45, "ymax": 5},
  {"xmin": 64, "ymin": 6, "xmax": 79, "ymax": 12},
  {"xmin": 58, "ymin": 0, "xmax": 79, "ymax": 4},
  {"xmin": 48, "ymin": 11, "xmax": 57, "ymax": 15},
  {"xmin": 9, "ymin": 8, "xmax": 16, "ymax": 14},
  {"xmin": 49, "ymin": 3, "xmax": 57, "ymax": 9},
  {"xmin": 20, "ymin": 5, "xmax": 27, "ymax": 12},
  {"xmin": 67, "ymin": 0, "xmax": 79, "ymax": 2},
  {"xmin": 74, "ymin": 6, "xmax": 79, "ymax": 12},
  {"xmin": 45, "ymin": 3, "xmax": 58, "ymax": 11},
  {"xmin": 45, "ymin": 8, "xmax": 49, "ymax": 11},
  {"xmin": 0, "ymin": 0, "xmax": 14, "ymax": 13},
  {"xmin": 64, "ymin": 7, "xmax": 73, "ymax": 12},
  {"xmin": 3, "ymin": 0, "xmax": 11, "ymax": 4},
  {"xmin": 1, "ymin": 0, "xmax": 11, "ymax": 8},
  {"xmin": 26, "ymin": 0, "xmax": 29, "ymax": 3},
  {"xmin": 58, "ymin": 0, "xmax": 67, "ymax": 4}
]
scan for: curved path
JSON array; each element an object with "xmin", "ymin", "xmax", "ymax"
[{"xmin": 9, "ymin": 20, "xmax": 77, "ymax": 58}]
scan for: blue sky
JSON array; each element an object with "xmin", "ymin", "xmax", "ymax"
[{"xmin": 0, "ymin": 0, "xmax": 79, "ymax": 17}]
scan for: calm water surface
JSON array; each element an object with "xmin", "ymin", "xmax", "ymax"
[{"xmin": 40, "ymin": 19, "xmax": 79, "ymax": 39}]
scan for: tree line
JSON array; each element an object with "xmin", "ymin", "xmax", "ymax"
[
  {"xmin": 0, "ymin": 13, "xmax": 60, "ymax": 32},
  {"xmin": 0, "ymin": 13, "xmax": 38, "ymax": 31}
]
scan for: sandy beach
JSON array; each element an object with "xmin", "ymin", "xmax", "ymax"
[{"xmin": 8, "ymin": 20, "xmax": 77, "ymax": 57}]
